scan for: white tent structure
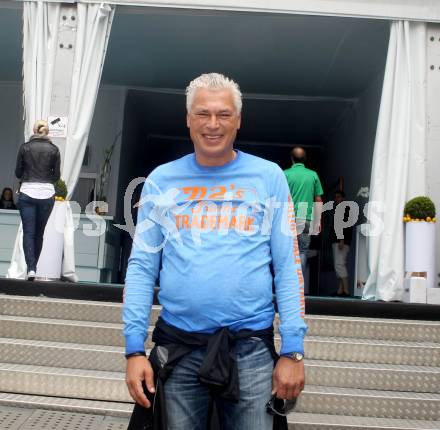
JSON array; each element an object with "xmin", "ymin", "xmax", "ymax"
[
  {"xmin": 1, "ymin": 0, "xmax": 439, "ymax": 300},
  {"xmin": 7, "ymin": 1, "xmax": 114, "ymax": 280}
]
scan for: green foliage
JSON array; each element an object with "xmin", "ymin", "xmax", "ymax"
[
  {"xmin": 404, "ymin": 196, "xmax": 436, "ymax": 219},
  {"xmin": 96, "ymin": 130, "xmax": 122, "ymax": 202},
  {"xmin": 54, "ymin": 179, "xmax": 68, "ymax": 199}
]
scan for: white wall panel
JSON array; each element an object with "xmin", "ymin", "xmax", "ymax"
[{"xmin": 426, "ymin": 24, "xmax": 440, "ymax": 287}]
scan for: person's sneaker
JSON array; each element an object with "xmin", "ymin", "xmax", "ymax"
[{"xmin": 27, "ymin": 270, "xmax": 36, "ymax": 281}]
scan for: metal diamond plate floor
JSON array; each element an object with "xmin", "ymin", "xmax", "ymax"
[{"xmin": 0, "ymin": 406, "xmax": 129, "ymax": 430}]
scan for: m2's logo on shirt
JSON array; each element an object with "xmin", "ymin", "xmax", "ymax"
[
  {"xmin": 179, "ymin": 184, "xmax": 257, "ymax": 202},
  {"xmin": 175, "ymin": 183, "xmax": 259, "ymax": 233}
]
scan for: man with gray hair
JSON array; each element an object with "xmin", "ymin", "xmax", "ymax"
[{"xmin": 124, "ymin": 73, "xmax": 307, "ymax": 429}]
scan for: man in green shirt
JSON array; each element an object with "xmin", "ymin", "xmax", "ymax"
[{"xmin": 284, "ymin": 147, "xmax": 323, "ymax": 280}]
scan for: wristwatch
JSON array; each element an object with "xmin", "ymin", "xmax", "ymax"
[{"xmin": 282, "ymin": 352, "xmax": 304, "ymax": 362}]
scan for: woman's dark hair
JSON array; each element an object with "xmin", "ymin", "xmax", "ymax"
[
  {"xmin": 334, "ymin": 189, "xmax": 346, "ymax": 198},
  {"xmin": 1, "ymin": 187, "xmax": 13, "ymax": 201}
]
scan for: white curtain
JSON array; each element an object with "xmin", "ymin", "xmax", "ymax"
[
  {"xmin": 61, "ymin": 3, "xmax": 114, "ymax": 280},
  {"xmin": 63, "ymin": 3, "xmax": 114, "ymax": 197},
  {"xmin": 22, "ymin": 2, "xmax": 60, "ymax": 140},
  {"xmin": 8, "ymin": 2, "xmax": 61, "ymax": 279},
  {"xmin": 8, "ymin": 2, "xmax": 114, "ymax": 280},
  {"xmin": 363, "ymin": 21, "xmax": 427, "ymax": 301}
]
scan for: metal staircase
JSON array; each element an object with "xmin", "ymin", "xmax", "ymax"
[{"xmin": 0, "ymin": 294, "xmax": 439, "ymax": 429}]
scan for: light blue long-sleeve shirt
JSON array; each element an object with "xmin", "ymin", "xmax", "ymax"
[{"xmin": 123, "ymin": 150, "xmax": 307, "ymax": 355}]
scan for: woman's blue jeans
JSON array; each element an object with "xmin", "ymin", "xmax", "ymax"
[{"xmin": 18, "ymin": 192, "xmax": 55, "ymax": 272}]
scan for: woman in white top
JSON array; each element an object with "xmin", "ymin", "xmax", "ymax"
[{"xmin": 15, "ymin": 120, "xmax": 61, "ymax": 280}]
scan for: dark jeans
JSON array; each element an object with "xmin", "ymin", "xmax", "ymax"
[
  {"xmin": 164, "ymin": 338, "xmax": 274, "ymax": 430},
  {"xmin": 18, "ymin": 193, "xmax": 55, "ymax": 272}
]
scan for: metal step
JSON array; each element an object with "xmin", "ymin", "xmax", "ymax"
[
  {"xmin": 1, "ymin": 295, "xmax": 439, "ymax": 428},
  {"xmin": 3, "ymin": 295, "xmax": 440, "ymax": 343},
  {"xmin": 287, "ymin": 412, "xmax": 440, "ymax": 430},
  {"xmin": 295, "ymin": 386, "xmax": 440, "ymax": 421},
  {"xmin": 2, "ymin": 315, "xmax": 440, "ymax": 366},
  {"xmin": 1, "ymin": 337, "xmax": 438, "ymax": 394},
  {"xmin": 306, "ymin": 336, "xmax": 440, "ymax": 367},
  {"xmin": 305, "ymin": 315, "xmax": 440, "ymax": 343},
  {"xmin": 1, "ymin": 362, "xmax": 439, "ymax": 421},
  {"xmin": 0, "ymin": 363, "xmax": 131, "ymax": 403},
  {"xmin": 0, "ymin": 294, "xmax": 122, "ymax": 324},
  {"xmin": 306, "ymin": 359, "xmax": 440, "ymax": 393},
  {"xmin": 0, "ymin": 315, "xmax": 126, "ymax": 347},
  {"xmin": 0, "ymin": 393, "xmax": 132, "ymax": 418},
  {"xmin": 0, "ymin": 338, "xmax": 126, "ymax": 372}
]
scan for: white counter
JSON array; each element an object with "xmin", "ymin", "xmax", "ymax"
[{"xmin": 0, "ymin": 209, "xmax": 120, "ymax": 283}]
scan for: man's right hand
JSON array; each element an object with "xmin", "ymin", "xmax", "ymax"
[{"xmin": 126, "ymin": 355, "xmax": 155, "ymax": 408}]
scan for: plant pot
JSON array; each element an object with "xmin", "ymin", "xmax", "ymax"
[
  {"xmin": 36, "ymin": 200, "xmax": 67, "ymax": 280},
  {"xmin": 405, "ymin": 221, "xmax": 436, "ymax": 289}
]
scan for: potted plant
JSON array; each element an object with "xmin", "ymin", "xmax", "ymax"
[
  {"xmin": 95, "ymin": 132, "xmax": 121, "ymax": 215},
  {"xmin": 36, "ymin": 179, "xmax": 68, "ymax": 280},
  {"xmin": 54, "ymin": 178, "xmax": 68, "ymax": 202},
  {"xmin": 403, "ymin": 196, "xmax": 436, "ymax": 292},
  {"xmin": 403, "ymin": 196, "xmax": 436, "ymax": 223}
]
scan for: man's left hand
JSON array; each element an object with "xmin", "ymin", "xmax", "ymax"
[{"xmin": 272, "ymin": 356, "xmax": 305, "ymax": 400}]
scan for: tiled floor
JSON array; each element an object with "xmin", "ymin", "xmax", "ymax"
[{"xmin": 0, "ymin": 406, "xmax": 129, "ymax": 430}]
